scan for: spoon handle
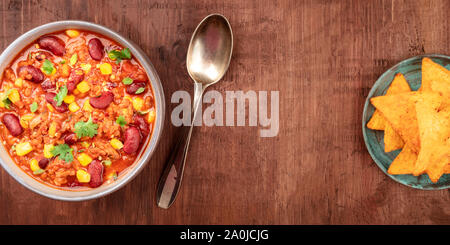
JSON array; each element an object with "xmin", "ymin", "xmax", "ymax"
[{"xmin": 156, "ymin": 83, "xmax": 204, "ymax": 209}]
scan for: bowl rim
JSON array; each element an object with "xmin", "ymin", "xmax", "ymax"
[
  {"xmin": 362, "ymin": 53, "xmax": 450, "ymax": 190},
  {"xmin": 0, "ymin": 20, "xmax": 165, "ymax": 201}
]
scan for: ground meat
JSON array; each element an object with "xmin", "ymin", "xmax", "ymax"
[{"xmin": 88, "ymin": 140, "xmax": 120, "ymax": 160}]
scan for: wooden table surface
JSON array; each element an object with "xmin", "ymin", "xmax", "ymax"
[{"xmin": 0, "ymin": 0, "xmax": 449, "ymax": 225}]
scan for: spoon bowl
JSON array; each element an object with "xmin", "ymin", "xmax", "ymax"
[{"xmin": 187, "ymin": 14, "xmax": 233, "ymax": 86}]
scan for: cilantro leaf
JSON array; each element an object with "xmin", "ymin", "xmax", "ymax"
[
  {"xmin": 74, "ymin": 116, "xmax": 98, "ymax": 138},
  {"xmin": 50, "ymin": 144, "xmax": 74, "ymax": 163},
  {"xmin": 2, "ymin": 89, "xmax": 13, "ymax": 109},
  {"xmin": 108, "ymin": 48, "xmax": 132, "ymax": 63},
  {"xmin": 116, "ymin": 115, "xmax": 127, "ymax": 127},
  {"xmin": 103, "ymin": 160, "xmax": 112, "ymax": 167},
  {"xmin": 33, "ymin": 169, "xmax": 45, "ymax": 175},
  {"xmin": 121, "ymin": 48, "xmax": 131, "ymax": 59},
  {"xmin": 53, "ymin": 85, "xmax": 67, "ymax": 106},
  {"xmin": 107, "ymin": 50, "xmax": 121, "ymax": 60},
  {"xmin": 135, "ymin": 87, "xmax": 145, "ymax": 94},
  {"xmin": 30, "ymin": 102, "xmax": 38, "ymax": 112},
  {"xmin": 42, "ymin": 59, "xmax": 54, "ymax": 75},
  {"xmin": 122, "ymin": 77, "xmax": 133, "ymax": 85}
]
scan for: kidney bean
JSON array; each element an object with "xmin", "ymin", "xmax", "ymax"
[
  {"xmin": 89, "ymin": 91, "xmax": 114, "ymax": 109},
  {"xmin": 67, "ymin": 69, "xmax": 84, "ymax": 93},
  {"xmin": 67, "ymin": 175, "xmax": 82, "ymax": 187},
  {"xmin": 33, "ymin": 51, "xmax": 53, "ymax": 61},
  {"xmin": 38, "ymin": 158, "xmax": 49, "ymax": 169},
  {"xmin": 88, "ymin": 38, "xmax": 104, "ymax": 61},
  {"xmin": 17, "ymin": 65, "xmax": 44, "ymax": 83},
  {"xmin": 2, "ymin": 113, "xmax": 23, "ymax": 136},
  {"xmin": 41, "ymin": 79, "xmax": 56, "ymax": 91},
  {"xmin": 37, "ymin": 36, "xmax": 66, "ymax": 56},
  {"xmin": 133, "ymin": 114, "xmax": 149, "ymax": 138},
  {"xmin": 126, "ymin": 81, "xmax": 146, "ymax": 95},
  {"xmin": 45, "ymin": 92, "xmax": 68, "ymax": 113},
  {"xmin": 123, "ymin": 126, "xmax": 141, "ymax": 154},
  {"xmin": 62, "ymin": 132, "xmax": 77, "ymax": 145},
  {"xmin": 66, "ymin": 80, "xmax": 76, "ymax": 93},
  {"xmin": 88, "ymin": 159, "xmax": 104, "ymax": 188}
]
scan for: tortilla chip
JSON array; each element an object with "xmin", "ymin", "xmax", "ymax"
[
  {"xmin": 367, "ymin": 110, "xmax": 385, "ymax": 130},
  {"xmin": 386, "ymin": 73, "xmax": 411, "ymax": 94},
  {"xmin": 382, "ymin": 74, "xmax": 411, "ymax": 152},
  {"xmin": 388, "ymin": 142, "xmax": 450, "ymax": 175},
  {"xmin": 421, "ymin": 57, "xmax": 450, "ymax": 92},
  {"xmin": 431, "ymin": 79, "xmax": 450, "ymax": 97},
  {"xmin": 370, "ymin": 92, "xmax": 422, "ymax": 152},
  {"xmin": 388, "ymin": 142, "xmax": 417, "ymax": 175},
  {"xmin": 414, "ymin": 93, "xmax": 450, "ymax": 182},
  {"xmin": 384, "ymin": 123, "xmax": 404, "ymax": 152},
  {"xmin": 367, "ymin": 73, "xmax": 411, "ymax": 131}
]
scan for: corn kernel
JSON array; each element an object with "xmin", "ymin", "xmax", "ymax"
[
  {"xmin": 76, "ymin": 170, "xmax": 91, "ymax": 183},
  {"xmin": 80, "ymin": 63, "xmax": 91, "ymax": 73},
  {"xmin": 63, "ymin": 95, "xmax": 75, "ymax": 104},
  {"xmin": 65, "ymin": 29, "xmax": 80, "ymax": 38},
  {"xmin": 21, "ymin": 114, "xmax": 34, "ymax": 121},
  {"xmin": 148, "ymin": 109, "xmax": 156, "ymax": 123},
  {"xmin": 77, "ymin": 153, "xmax": 93, "ymax": 166},
  {"xmin": 76, "ymin": 81, "xmax": 90, "ymax": 93},
  {"xmin": 14, "ymin": 78, "xmax": 23, "ymax": 87},
  {"xmin": 47, "ymin": 103, "xmax": 55, "ymax": 112},
  {"xmin": 30, "ymin": 159, "xmax": 40, "ymax": 172},
  {"xmin": 132, "ymin": 97, "xmax": 144, "ymax": 111},
  {"xmin": 83, "ymin": 99, "xmax": 93, "ymax": 112},
  {"xmin": 81, "ymin": 141, "xmax": 90, "ymax": 148},
  {"xmin": 99, "ymin": 63, "xmax": 112, "ymax": 75},
  {"xmin": 48, "ymin": 122, "xmax": 57, "ymax": 137},
  {"xmin": 110, "ymin": 138, "xmax": 123, "ymax": 150},
  {"xmin": 19, "ymin": 118, "xmax": 28, "ymax": 128},
  {"xmin": 68, "ymin": 102, "xmax": 80, "ymax": 112},
  {"xmin": 16, "ymin": 142, "xmax": 33, "ymax": 156},
  {"xmin": 19, "ymin": 114, "xmax": 33, "ymax": 128},
  {"xmin": 61, "ymin": 64, "xmax": 70, "ymax": 77},
  {"xmin": 8, "ymin": 89, "xmax": 20, "ymax": 104},
  {"xmin": 44, "ymin": 144, "xmax": 54, "ymax": 158}
]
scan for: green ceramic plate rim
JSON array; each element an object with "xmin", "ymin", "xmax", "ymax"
[{"xmin": 362, "ymin": 53, "xmax": 450, "ymax": 190}]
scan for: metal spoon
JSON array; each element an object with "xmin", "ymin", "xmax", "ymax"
[{"xmin": 156, "ymin": 14, "xmax": 233, "ymax": 209}]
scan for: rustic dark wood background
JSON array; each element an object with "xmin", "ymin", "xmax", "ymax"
[{"xmin": 0, "ymin": 0, "xmax": 449, "ymax": 225}]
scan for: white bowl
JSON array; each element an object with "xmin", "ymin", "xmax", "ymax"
[{"xmin": 0, "ymin": 20, "xmax": 165, "ymax": 201}]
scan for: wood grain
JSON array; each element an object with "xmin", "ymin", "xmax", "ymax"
[{"xmin": 0, "ymin": 0, "xmax": 449, "ymax": 225}]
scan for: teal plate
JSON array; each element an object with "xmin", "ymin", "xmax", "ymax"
[{"xmin": 362, "ymin": 54, "xmax": 450, "ymax": 190}]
